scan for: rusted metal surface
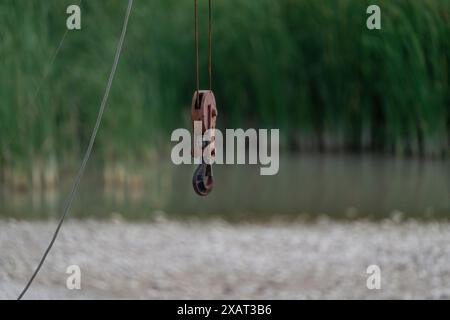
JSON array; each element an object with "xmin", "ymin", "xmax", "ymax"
[{"xmin": 191, "ymin": 90, "xmax": 218, "ymax": 196}]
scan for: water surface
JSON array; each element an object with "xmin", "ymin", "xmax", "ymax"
[{"xmin": 1, "ymin": 154, "xmax": 449, "ymax": 221}]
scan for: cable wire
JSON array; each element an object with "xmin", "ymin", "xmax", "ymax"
[
  {"xmin": 194, "ymin": 0, "xmax": 200, "ymax": 109},
  {"xmin": 17, "ymin": 0, "xmax": 134, "ymax": 300},
  {"xmin": 194, "ymin": 0, "xmax": 213, "ymax": 95},
  {"xmin": 29, "ymin": 0, "xmax": 83, "ymax": 113},
  {"xmin": 208, "ymin": 0, "xmax": 212, "ymax": 90}
]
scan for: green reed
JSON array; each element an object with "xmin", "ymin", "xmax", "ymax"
[{"xmin": 0, "ymin": 0, "xmax": 448, "ymax": 181}]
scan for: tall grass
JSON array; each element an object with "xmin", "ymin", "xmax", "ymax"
[{"xmin": 0, "ymin": 0, "xmax": 449, "ymax": 185}]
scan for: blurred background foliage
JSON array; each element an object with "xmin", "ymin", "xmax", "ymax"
[{"xmin": 0, "ymin": 0, "xmax": 449, "ymax": 179}]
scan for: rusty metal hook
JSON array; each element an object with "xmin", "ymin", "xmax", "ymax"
[
  {"xmin": 193, "ymin": 162, "xmax": 214, "ymax": 196},
  {"xmin": 191, "ymin": 90, "xmax": 218, "ymax": 196}
]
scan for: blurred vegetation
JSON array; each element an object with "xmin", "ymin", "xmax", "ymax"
[{"xmin": 0, "ymin": 0, "xmax": 449, "ymax": 184}]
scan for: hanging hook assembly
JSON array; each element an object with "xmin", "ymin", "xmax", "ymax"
[
  {"xmin": 191, "ymin": 90, "xmax": 218, "ymax": 196},
  {"xmin": 191, "ymin": 0, "xmax": 217, "ymax": 196}
]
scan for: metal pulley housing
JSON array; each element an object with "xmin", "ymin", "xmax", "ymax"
[{"xmin": 191, "ymin": 90, "xmax": 218, "ymax": 196}]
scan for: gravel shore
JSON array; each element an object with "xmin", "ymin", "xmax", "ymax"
[{"xmin": 1, "ymin": 219, "xmax": 450, "ymax": 299}]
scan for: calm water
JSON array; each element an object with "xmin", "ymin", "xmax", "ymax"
[{"xmin": 0, "ymin": 154, "xmax": 449, "ymax": 221}]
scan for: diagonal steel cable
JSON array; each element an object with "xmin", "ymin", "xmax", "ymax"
[{"xmin": 17, "ymin": 0, "xmax": 134, "ymax": 300}]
